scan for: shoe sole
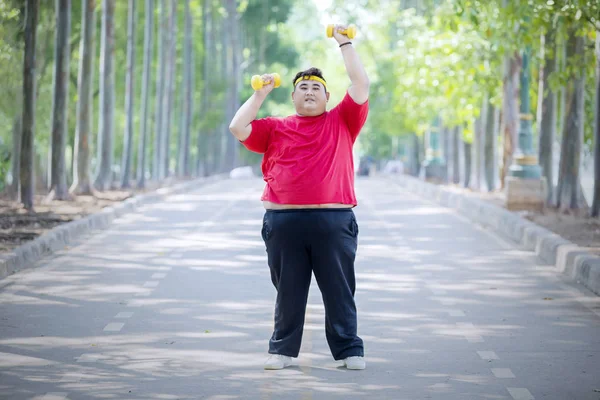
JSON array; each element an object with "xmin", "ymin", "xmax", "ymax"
[
  {"xmin": 264, "ymin": 363, "xmax": 292, "ymax": 370},
  {"xmin": 264, "ymin": 365, "xmax": 284, "ymax": 370},
  {"xmin": 344, "ymin": 363, "xmax": 366, "ymax": 370}
]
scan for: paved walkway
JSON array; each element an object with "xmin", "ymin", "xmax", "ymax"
[{"xmin": 0, "ymin": 177, "xmax": 599, "ymax": 400}]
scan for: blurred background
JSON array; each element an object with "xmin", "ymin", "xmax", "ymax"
[{"xmin": 0, "ymin": 0, "xmax": 598, "ymax": 215}]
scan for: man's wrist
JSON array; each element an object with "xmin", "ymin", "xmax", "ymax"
[
  {"xmin": 253, "ymin": 91, "xmax": 268, "ymax": 101},
  {"xmin": 339, "ymin": 41, "xmax": 352, "ymax": 48}
]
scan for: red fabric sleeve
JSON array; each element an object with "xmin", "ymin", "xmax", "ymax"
[
  {"xmin": 334, "ymin": 91, "xmax": 369, "ymax": 141},
  {"xmin": 242, "ymin": 117, "xmax": 276, "ymax": 154}
]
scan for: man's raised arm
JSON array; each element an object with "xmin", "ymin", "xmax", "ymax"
[
  {"xmin": 332, "ymin": 25, "xmax": 370, "ymax": 104},
  {"xmin": 229, "ymin": 74, "xmax": 276, "ymax": 142}
]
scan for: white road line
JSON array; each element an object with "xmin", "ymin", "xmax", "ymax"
[
  {"xmin": 466, "ymin": 335, "xmax": 485, "ymax": 343},
  {"xmin": 143, "ymin": 281, "xmax": 159, "ymax": 288},
  {"xmin": 456, "ymin": 319, "xmax": 482, "ymax": 343},
  {"xmin": 507, "ymin": 387, "xmax": 535, "ymax": 400},
  {"xmin": 103, "ymin": 322, "xmax": 125, "ymax": 332},
  {"xmin": 151, "ymin": 273, "xmax": 167, "ymax": 279},
  {"xmin": 75, "ymin": 353, "xmax": 101, "ymax": 363},
  {"xmin": 491, "ymin": 368, "xmax": 515, "ymax": 378},
  {"xmin": 477, "ymin": 351, "xmax": 499, "ymax": 360},
  {"xmin": 41, "ymin": 393, "xmax": 68, "ymax": 400},
  {"xmin": 115, "ymin": 312, "xmax": 134, "ymax": 319},
  {"xmin": 59, "ymin": 373, "xmax": 83, "ymax": 383}
]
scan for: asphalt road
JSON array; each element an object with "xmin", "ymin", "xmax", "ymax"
[{"xmin": 0, "ymin": 177, "xmax": 599, "ymax": 400}]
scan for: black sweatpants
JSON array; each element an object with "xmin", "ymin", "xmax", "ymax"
[{"xmin": 261, "ymin": 208, "xmax": 364, "ymax": 360}]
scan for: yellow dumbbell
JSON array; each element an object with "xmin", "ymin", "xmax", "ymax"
[
  {"xmin": 326, "ymin": 24, "xmax": 357, "ymax": 39},
  {"xmin": 251, "ymin": 73, "xmax": 281, "ymax": 91}
]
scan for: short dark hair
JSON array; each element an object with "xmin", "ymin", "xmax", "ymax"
[{"xmin": 292, "ymin": 67, "xmax": 326, "ymax": 89}]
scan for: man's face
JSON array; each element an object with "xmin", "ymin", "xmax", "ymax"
[{"xmin": 292, "ymin": 80, "xmax": 330, "ymax": 116}]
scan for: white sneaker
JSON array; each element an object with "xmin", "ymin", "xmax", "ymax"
[
  {"xmin": 264, "ymin": 354, "xmax": 293, "ymax": 370},
  {"xmin": 343, "ymin": 356, "xmax": 366, "ymax": 370}
]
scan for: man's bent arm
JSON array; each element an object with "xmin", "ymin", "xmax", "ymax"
[
  {"xmin": 229, "ymin": 92, "xmax": 268, "ymax": 142},
  {"xmin": 340, "ymin": 44, "xmax": 370, "ymax": 105}
]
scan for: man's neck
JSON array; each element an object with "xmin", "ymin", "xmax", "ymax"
[{"xmin": 295, "ymin": 111, "xmax": 326, "ymax": 117}]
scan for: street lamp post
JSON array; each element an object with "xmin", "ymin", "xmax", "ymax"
[
  {"xmin": 509, "ymin": 47, "xmax": 542, "ymax": 179},
  {"xmin": 422, "ymin": 116, "xmax": 447, "ymax": 182},
  {"xmin": 505, "ymin": 46, "xmax": 546, "ymax": 211}
]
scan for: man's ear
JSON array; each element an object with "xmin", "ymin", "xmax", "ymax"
[
  {"xmin": 291, "ymin": 91, "xmax": 295, "ymax": 102},
  {"xmin": 326, "ymin": 91, "xmax": 330, "ymax": 102}
]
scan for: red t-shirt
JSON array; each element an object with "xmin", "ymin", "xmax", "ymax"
[{"xmin": 242, "ymin": 91, "xmax": 369, "ymax": 205}]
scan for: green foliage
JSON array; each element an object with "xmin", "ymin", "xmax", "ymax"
[
  {"xmin": 0, "ymin": 137, "xmax": 11, "ymax": 191},
  {"xmin": 240, "ymin": 0, "xmax": 299, "ymax": 112},
  {"xmin": 0, "ymin": 0, "xmax": 597, "ymax": 183},
  {"xmin": 299, "ymin": 0, "xmax": 599, "ymax": 157},
  {"xmin": 0, "ymin": 1, "xmax": 23, "ymax": 135}
]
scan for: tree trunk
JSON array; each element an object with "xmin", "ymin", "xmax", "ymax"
[
  {"xmin": 187, "ymin": 35, "xmax": 195, "ymax": 176},
  {"xmin": 120, "ymin": 0, "xmax": 136, "ymax": 188},
  {"xmin": 557, "ymin": 35, "xmax": 567, "ymax": 144},
  {"xmin": 49, "ymin": 0, "xmax": 71, "ymax": 200},
  {"xmin": 410, "ymin": 133, "xmax": 419, "ymax": 176},
  {"xmin": 177, "ymin": 0, "xmax": 192, "ymax": 177},
  {"xmin": 591, "ymin": 33, "xmax": 600, "ymax": 217},
  {"xmin": 216, "ymin": 11, "xmax": 228, "ymax": 173},
  {"xmin": 94, "ymin": 0, "xmax": 116, "ymax": 191},
  {"xmin": 474, "ymin": 116, "xmax": 482, "ymax": 190},
  {"xmin": 21, "ymin": 0, "xmax": 39, "ymax": 211},
  {"xmin": 500, "ymin": 52, "xmax": 521, "ymax": 189},
  {"xmin": 464, "ymin": 141, "xmax": 472, "ymax": 188},
  {"xmin": 453, "ymin": 126, "xmax": 460, "ymax": 184},
  {"xmin": 196, "ymin": 0, "xmax": 210, "ymax": 176},
  {"xmin": 222, "ymin": 0, "xmax": 239, "ymax": 171},
  {"xmin": 220, "ymin": 15, "xmax": 230, "ymax": 173},
  {"xmin": 227, "ymin": 0, "xmax": 241, "ymax": 169},
  {"xmin": 538, "ymin": 29, "xmax": 557, "ymax": 205},
  {"xmin": 212, "ymin": 7, "xmax": 225, "ymax": 173},
  {"xmin": 484, "ymin": 102, "xmax": 497, "ymax": 192},
  {"xmin": 419, "ymin": 133, "xmax": 426, "ymax": 175},
  {"xmin": 153, "ymin": 0, "xmax": 166, "ymax": 180},
  {"xmin": 137, "ymin": 0, "xmax": 153, "ymax": 188},
  {"xmin": 445, "ymin": 127, "xmax": 452, "ymax": 180},
  {"xmin": 196, "ymin": 1, "xmax": 212, "ymax": 176},
  {"xmin": 176, "ymin": 0, "xmax": 186, "ymax": 177},
  {"xmin": 556, "ymin": 33, "xmax": 586, "ymax": 212},
  {"xmin": 259, "ymin": 0, "xmax": 267, "ymax": 65},
  {"xmin": 161, "ymin": 0, "xmax": 176, "ymax": 179},
  {"xmin": 71, "ymin": 0, "xmax": 96, "ymax": 195},
  {"xmin": 159, "ymin": 0, "xmax": 172, "ymax": 180},
  {"xmin": 186, "ymin": 0, "xmax": 194, "ymax": 176},
  {"xmin": 10, "ymin": 115, "xmax": 22, "ymax": 199},
  {"xmin": 442, "ymin": 126, "xmax": 450, "ymax": 182}
]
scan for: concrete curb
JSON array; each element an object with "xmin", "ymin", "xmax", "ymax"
[
  {"xmin": 389, "ymin": 174, "xmax": 600, "ymax": 296},
  {"xmin": 0, "ymin": 174, "xmax": 228, "ymax": 281}
]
